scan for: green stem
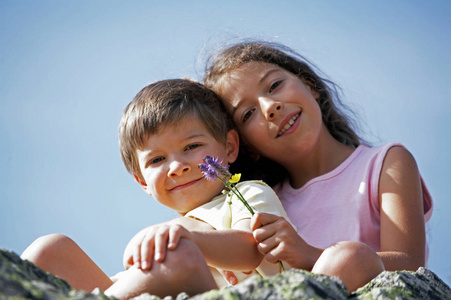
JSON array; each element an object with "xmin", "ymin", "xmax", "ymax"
[
  {"xmin": 219, "ymin": 177, "xmax": 284, "ymax": 271},
  {"xmin": 231, "ymin": 185, "xmax": 255, "ymax": 216}
]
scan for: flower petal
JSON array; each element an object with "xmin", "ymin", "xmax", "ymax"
[{"xmin": 229, "ymin": 173, "xmax": 241, "ymax": 183}]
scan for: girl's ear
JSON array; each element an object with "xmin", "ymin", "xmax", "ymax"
[
  {"xmin": 133, "ymin": 174, "xmax": 150, "ymax": 194},
  {"xmin": 302, "ymin": 77, "xmax": 320, "ymax": 100},
  {"xmin": 226, "ymin": 129, "xmax": 240, "ymax": 163}
]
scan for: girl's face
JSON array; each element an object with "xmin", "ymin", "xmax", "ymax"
[{"xmin": 217, "ymin": 62, "xmax": 324, "ymax": 167}]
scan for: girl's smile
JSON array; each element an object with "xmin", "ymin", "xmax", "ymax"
[{"xmin": 277, "ymin": 111, "xmax": 301, "ymax": 137}]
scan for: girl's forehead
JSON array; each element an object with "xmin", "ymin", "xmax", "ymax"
[
  {"xmin": 233, "ymin": 61, "xmax": 277, "ymax": 74},
  {"xmin": 217, "ymin": 62, "xmax": 283, "ymax": 93}
]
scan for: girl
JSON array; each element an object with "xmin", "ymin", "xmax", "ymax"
[{"xmin": 203, "ymin": 41, "xmax": 433, "ymax": 292}]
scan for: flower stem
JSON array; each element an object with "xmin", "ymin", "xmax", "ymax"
[{"xmin": 222, "ymin": 179, "xmax": 284, "ymax": 271}]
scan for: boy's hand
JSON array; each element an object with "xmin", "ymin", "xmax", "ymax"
[
  {"xmin": 251, "ymin": 212, "xmax": 320, "ymax": 270},
  {"xmin": 123, "ymin": 223, "xmax": 192, "ymax": 271},
  {"xmin": 219, "ymin": 269, "xmax": 238, "ymax": 285}
]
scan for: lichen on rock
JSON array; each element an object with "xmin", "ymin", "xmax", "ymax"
[{"xmin": 1, "ymin": 249, "xmax": 450, "ymax": 299}]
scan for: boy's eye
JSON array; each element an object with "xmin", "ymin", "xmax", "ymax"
[
  {"xmin": 269, "ymin": 80, "xmax": 282, "ymax": 93},
  {"xmin": 148, "ymin": 157, "xmax": 165, "ymax": 167},
  {"xmin": 242, "ymin": 109, "xmax": 255, "ymax": 123},
  {"xmin": 185, "ymin": 143, "xmax": 201, "ymax": 151}
]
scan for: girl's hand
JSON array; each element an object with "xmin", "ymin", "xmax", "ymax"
[
  {"xmin": 123, "ymin": 223, "xmax": 192, "ymax": 271},
  {"xmin": 251, "ymin": 212, "xmax": 321, "ymax": 270}
]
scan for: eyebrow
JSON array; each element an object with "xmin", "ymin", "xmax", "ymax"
[
  {"xmin": 259, "ymin": 68, "xmax": 281, "ymax": 84},
  {"xmin": 142, "ymin": 132, "xmax": 206, "ymax": 157},
  {"xmin": 141, "ymin": 132, "xmax": 207, "ymax": 168},
  {"xmin": 230, "ymin": 67, "xmax": 282, "ymax": 117}
]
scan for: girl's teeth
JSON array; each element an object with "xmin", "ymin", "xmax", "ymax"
[{"xmin": 278, "ymin": 113, "xmax": 299, "ymax": 136}]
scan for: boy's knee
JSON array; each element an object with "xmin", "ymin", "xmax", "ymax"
[
  {"xmin": 21, "ymin": 233, "xmax": 74, "ymax": 264},
  {"xmin": 109, "ymin": 239, "xmax": 215, "ymax": 298},
  {"xmin": 164, "ymin": 239, "xmax": 206, "ymax": 274}
]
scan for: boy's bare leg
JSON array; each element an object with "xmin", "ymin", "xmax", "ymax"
[
  {"xmin": 105, "ymin": 238, "xmax": 218, "ymax": 299},
  {"xmin": 21, "ymin": 233, "xmax": 113, "ymax": 291},
  {"xmin": 312, "ymin": 241, "xmax": 384, "ymax": 293},
  {"xmin": 22, "ymin": 234, "xmax": 217, "ymax": 299}
]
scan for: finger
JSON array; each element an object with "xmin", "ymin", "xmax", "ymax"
[
  {"xmin": 251, "ymin": 212, "xmax": 280, "ymax": 231},
  {"xmin": 124, "ymin": 230, "xmax": 145, "ymax": 269},
  {"xmin": 140, "ymin": 234, "xmax": 155, "ymax": 270},
  {"xmin": 250, "ymin": 212, "xmax": 263, "ymax": 231},
  {"xmin": 256, "ymin": 234, "xmax": 280, "ymax": 256},
  {"xmin": 220, "ymin": 270, "xmax": 238, "ymax": 285},
  {"xmin": 123, "ymin": 253, "xmax": 134, "ymax": 270},
  {"xmin": 167, "ymin": 225, "xmax": 182, "ymax": 250},
  {"xmin": 123, "ymin": 235, "xmax": 138, "ymax": 269},
  {"xmin": 123, "ymin": 243, "xmax": 133, "ymax": 269},
  {"xmin": 132, "ymin": 238, "xmax": 143, "ymax": 269},
  {"xmin": 253, "ymin": 225, "xmax": 276, "ymax": 244},
  {"xmin": 154, "ymin": 227, "xmax": 169, "ymax": 262},
  {"xmin": 264, "ymin": 246, "xmax": 285, "ymax": 264}
]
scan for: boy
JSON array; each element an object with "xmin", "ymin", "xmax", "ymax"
[{"xmin": 22, "ymin": 79, "xmax": 293, "ymax": 299}]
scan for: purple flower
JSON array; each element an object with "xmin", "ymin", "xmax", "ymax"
[
  {"xmin": 198, "ymin": 162, "xmax": 219, "ymax": 181},
  {"xmin": 199, "ymin": 156, "xmax": 231, "ymax": 181}
]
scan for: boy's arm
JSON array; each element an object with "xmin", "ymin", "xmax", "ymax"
[
  {"xmin": 124, "ymin": 217, "xmax": 263, "ymax": 272},
  {"xmin": 189, "ymin": 219, "xmax": 263, "ymax": 271}
]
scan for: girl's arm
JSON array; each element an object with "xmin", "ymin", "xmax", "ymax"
[{"xmin": 378, "ymin": 146, "xmax": 426, "ymax": 270}]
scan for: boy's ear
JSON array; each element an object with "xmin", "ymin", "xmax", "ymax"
[
  {"xmin": 226, "ymin": 129, "xmax": 240, "ymax": 163},
  {"xmin": 133, "ymin": 174, "xmax": 149, "ymax": 193}
]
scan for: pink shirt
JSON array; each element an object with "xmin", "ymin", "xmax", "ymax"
[{"xmin": 273, "ymin": 143, "xmax": 433, "ymax": 261}]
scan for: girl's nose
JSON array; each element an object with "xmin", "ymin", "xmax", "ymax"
[
  {"xmin": 259, "ymin": 97, "xmax": 283, "ymax": 121},
  {"xmin": 168, "ymin": 160, "xmax": 191, "ymax": 177}
]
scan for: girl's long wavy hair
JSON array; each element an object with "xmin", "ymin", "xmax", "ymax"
[{"xmin": 203, "ymin": 40, "xmax": 363, "ymax": 185}]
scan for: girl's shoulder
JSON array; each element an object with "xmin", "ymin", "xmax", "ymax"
[
  {"xmin": 359, "ymin": 142, "xmax": 409, "ymax": 168},
  {"xmin": 361, "ymin": 142, "xmax": 404, "ymax": 155},
  {"xmin": 275, "ymin": 142, "xmax": 410, "ymax": 194},
  {"xmin": 376, "ymin": 143, "xmax": 433, "ymax": 220}
]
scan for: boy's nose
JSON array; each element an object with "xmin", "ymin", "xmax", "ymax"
[
  {"xmin": 259, "ymin": 97, "xmax": 283, "ymax": 121},
  {"xmin": 168, "ymin": 161, "xmax": 191, "ymax": 177}
]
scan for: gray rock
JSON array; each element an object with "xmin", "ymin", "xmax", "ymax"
[
  {"xmin": 1, "ymin": 249, "xmax": 450, "ymax": 299},
  {"xmin": 352, "ymin": 267, "xmax": 451, "ymax": 299}
]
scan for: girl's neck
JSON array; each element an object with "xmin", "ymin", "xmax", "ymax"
[{"xmin": 285, "ymin": 131, "xmax": 356, "ymax": 189}]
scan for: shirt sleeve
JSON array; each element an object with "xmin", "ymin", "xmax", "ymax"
[{"xmin": 229, "ymin": 181, "xmax": 296, "ymax": 231}]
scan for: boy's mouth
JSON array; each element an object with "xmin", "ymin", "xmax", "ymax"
[
  {"xmin": 277, "ymin": 112, "xmax": 301, "ymax": 137},
  {"xmin": 170, "ymin": 178, "xmax": 202, "ymax": 191}
]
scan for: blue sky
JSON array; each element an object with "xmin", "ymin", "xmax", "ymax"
[{"xmin": 1, "ymin": 0, "xmax": 450, "ymax": 287}]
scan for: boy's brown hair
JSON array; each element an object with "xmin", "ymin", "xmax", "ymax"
[{"xmin": 118, "ymin": 79, "xmax": 234, "ymax": 180}]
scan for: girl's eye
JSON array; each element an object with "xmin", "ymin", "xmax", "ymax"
[
  {"xmin": 269, "ymin": 80, "xmax": 282, "ymax": 93},
  {"xmin": 242, "ymin": 109, "xmax": 255, "ymax": 123}
]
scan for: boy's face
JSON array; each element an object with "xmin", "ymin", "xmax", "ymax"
[{"xmin": 135, "ymin": 116, "xmax": 239, "ymax": 215}]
